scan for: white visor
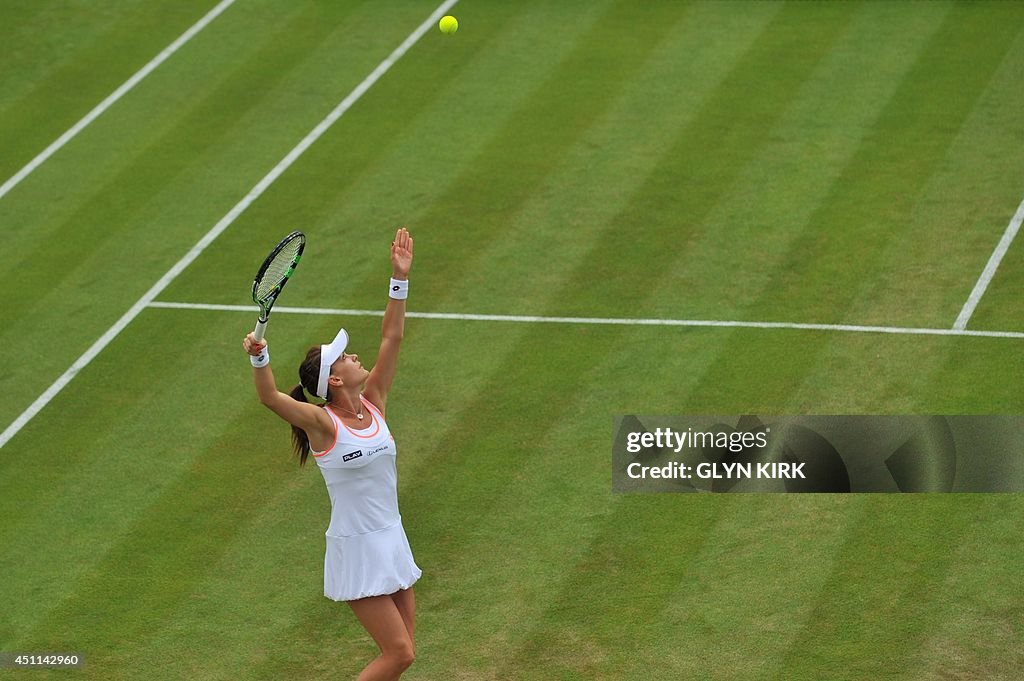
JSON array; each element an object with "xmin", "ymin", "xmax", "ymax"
[{"xmin": 316, "ymin": 328, "xmax": 348, "ymax": 400}]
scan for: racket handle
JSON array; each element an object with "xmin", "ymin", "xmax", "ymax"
[{"xmin": 253, "ymin": 319, "xmax": 268, "ymax": 343}]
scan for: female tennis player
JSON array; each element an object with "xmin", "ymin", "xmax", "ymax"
[{"xmin": 243, "ymin": 227, "xmax": 420, "ymax": 680}]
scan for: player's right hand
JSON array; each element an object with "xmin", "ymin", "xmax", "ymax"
[{"xmin": 243, "ymin": 332, "xmax": 267, "ymax": 356}]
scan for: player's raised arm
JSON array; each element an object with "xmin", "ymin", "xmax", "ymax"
[
  {"xmin": 364, "ymin": 227, "xmax": 413, "ymax": 413},
  {"xmin": 243, "ymin": 332, "xmax": 326, "ymax": 435}
]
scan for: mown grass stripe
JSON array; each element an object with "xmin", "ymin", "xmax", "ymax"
[
  {"xmin": 911, "ymin": 497, "xmax": 1024, "ymax": 677},
  {"xmin": 623, "ymin": 496, "xmax": 861, "ymax": 680},
  {"xmin": 495, "ymin": 495, "xmax": 742, "ymax": 679},
  {"xmin": 771, "ymin": 497, "xmax": 986, "ymax": 680}
]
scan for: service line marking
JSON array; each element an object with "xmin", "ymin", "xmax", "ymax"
[
  {"xmin": 0, "ymin": 0, "xmax": 460, "ymax": 450},
  {"xmin": 147, "ymin": 301, "xmax": 1024, "ymax": 340},
  {"xmin": 954, "ymin": 195, "xmax": 1024, "ymax": 330},
  {"xmin": 0, "ymin": 0, "xmax": 238, "ymax": 201}
]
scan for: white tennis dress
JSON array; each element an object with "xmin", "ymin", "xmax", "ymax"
[{"xmin": 310, "ymin": 395, "xmax": 421, "ymax": 601}]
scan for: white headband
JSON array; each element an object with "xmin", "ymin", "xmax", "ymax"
[{"xmin": 316, "ymin": 328, "xmax": 348, "ymax": 400}]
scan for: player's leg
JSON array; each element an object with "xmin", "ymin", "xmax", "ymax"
[
  {"xmin": 348, "ymin": 594, "xmax": 416, "ymax": 680},
  {"xmin": 389, "ymin": 587, "xmax": 416, "ymax": 641}
]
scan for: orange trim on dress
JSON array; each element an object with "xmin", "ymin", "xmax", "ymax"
[
  {"xmin": 312, "ymin": 408, "xmax": 340, "ymax": 458},
  {"xmin": 328, "ymin": 404, "xmax": 380, "ymax": 439}
]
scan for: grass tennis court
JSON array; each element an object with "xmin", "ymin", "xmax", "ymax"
[{"xmin": 2, "ymin": 0, "xmax": 1023, "ymax": 678}]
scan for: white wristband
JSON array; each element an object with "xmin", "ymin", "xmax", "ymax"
[
  {"xmin": 250, "ymin": 346, "xmax": 270, "ymax": 368},
  {"xmin": 389, "ymin": 277, "xmax": 409, "ymax": 300}
]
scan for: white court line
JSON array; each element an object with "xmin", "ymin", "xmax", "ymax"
[
  {"xmin": 147, "ymin": 301, "xmax": 1024, "ymax": 339},
  {"xmin": 0, "ymin": 0, "xmax": 460, "ymax": 451},
  {"xmin": 953, "ymin": 195, "xmax": 1024, "ymax": 330},
  {"xmin": 0, "ymin": 0, "xmax": 237, "ymax": 201}
]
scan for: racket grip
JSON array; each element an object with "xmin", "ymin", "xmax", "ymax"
[{"xmin": 253, "ymin": 319, "xmax": 268, "ymax": 342}]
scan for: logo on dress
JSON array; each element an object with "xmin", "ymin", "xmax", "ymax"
[{"xmin": 342, "ymin": 450, "xmax": 363, "ymax": 462}]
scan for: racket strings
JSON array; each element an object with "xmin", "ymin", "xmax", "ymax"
[{"xmin": 255, "ymin": 239, "xmax": 302, "ymax": 303}]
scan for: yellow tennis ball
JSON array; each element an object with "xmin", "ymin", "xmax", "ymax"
[{"xmin": 439, "ymin": 15, "xmax": 458, "ymax": 35}]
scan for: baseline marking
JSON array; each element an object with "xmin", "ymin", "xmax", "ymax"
[
  {"xmin": 0, "ymin": 0, "xmax": 237, "ymax": 201},
  {"xmin": 953, "ymin": 195, "xmax": 1024, "ymax": 330},
  {"xmin": 147, "ymin": 301, "xmax": 1024, "ymax": 339},
  {"xmin": 0, "ymin": 0, "xmax": 460, "ymax": 451}
]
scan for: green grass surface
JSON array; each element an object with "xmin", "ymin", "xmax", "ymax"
[{"xmin": 2, "ymin": 1, "xmax": 1024, "ymax": 679}]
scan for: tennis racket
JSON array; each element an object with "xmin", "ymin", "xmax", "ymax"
[{"xmin": 251, "ymin": 231, "xmax": 305, "ymax": 342}]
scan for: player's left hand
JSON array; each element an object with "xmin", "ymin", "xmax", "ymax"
[{"xmin": 391, "ymin": 227, "xmax": 413, "ymax": 278}]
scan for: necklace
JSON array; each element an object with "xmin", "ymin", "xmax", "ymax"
[{"xmin": 333, "ymin": 401, "xmax": 364, "ymax": 421}]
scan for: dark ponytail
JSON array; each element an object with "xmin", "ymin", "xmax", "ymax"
[
  {"xmin": 289, "ymin": 383, "xmax": 312, "ymax": 467},
  {"xmin": 292, "ymin": 346, "xmax": 329, "ymax": 467}
]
